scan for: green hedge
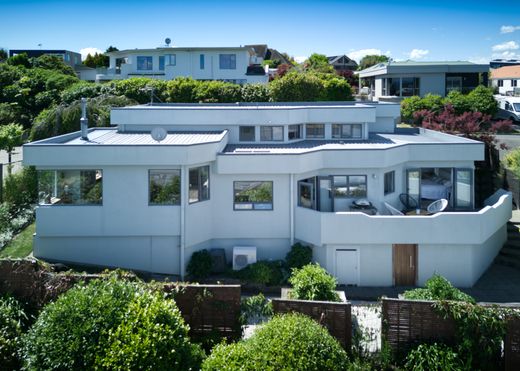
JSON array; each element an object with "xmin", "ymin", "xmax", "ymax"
[
  {"xmin": 403, "ymin": 274, "xmax": 475, "ymax": 303},
  {"xmin": 0, "ymin": 295, "xmax": 27, "ymax": 370}
]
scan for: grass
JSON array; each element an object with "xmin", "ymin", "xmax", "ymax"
[{"xmin": 0, "ymin": 223, "xmax": 35, "ymax": 258}]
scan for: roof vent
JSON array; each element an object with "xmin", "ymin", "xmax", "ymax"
[{"xmin": 80, "ymin": 97, "xmax": 88, "ymax": 141}]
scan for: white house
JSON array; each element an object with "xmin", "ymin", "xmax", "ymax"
[
  {"xmin": 491, "ymin": 65, "xmax": 520, "ymax": 96},
  {"xmin": 357, "ymin": 61, "xmax": 489, "ymax": 101},
  {"xmin": 23, "ymin": 101, "xmax": 511, "ymax": 287},
  {"xmin": 93, "ymin": 46, "xmax": 268, "ymax": 84}
]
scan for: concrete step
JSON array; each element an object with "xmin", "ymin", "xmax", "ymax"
[
  {"xmin": 503, "ymin": 241, "xmax": 520, "ymax": 249},
  {"xmin": 500, "ymin": 247, "xmax": 520, "ymax": 258},
  {"xmin": 507, "ymin": 232, "xmax": 520, "ymax": 241},
  {"xmin": 495, "ymin": 255, "xmax": 520, "ymax": 269}
]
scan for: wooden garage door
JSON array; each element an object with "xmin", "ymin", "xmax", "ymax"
[{"xmin": 393, "ymin": 244, "xmax": 417, "ymax": 286}]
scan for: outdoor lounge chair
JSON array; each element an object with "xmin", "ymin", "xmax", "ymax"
[
  {"xmin": 384, "ymin": 202, "xmax": 404, "ymax": 216},
  {"xmin": 399, "ymin": 193, "xmax": 419, "ymax": 212},
  {"xmin": 426, "ymin": 198, "xmax": 448, "ymax": 214}
]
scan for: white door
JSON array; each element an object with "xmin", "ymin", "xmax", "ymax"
[{"xmin": 335, "ymin": 249, "xmax": 358, "ymax": 285}]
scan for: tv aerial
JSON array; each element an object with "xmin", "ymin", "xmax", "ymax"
[
  {"xmin": 165, "ymin": 38, "xmax": 171, "ymax": 47},
  {"xmin": 151, "ymin": 127, "xmax": 167, "ymax": 143}
]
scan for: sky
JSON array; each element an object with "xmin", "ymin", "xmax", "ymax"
[{"xmin": 0, "ymin": 0, "xmax": 519, "ymax": 64}]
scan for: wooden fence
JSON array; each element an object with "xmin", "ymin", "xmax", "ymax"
[
  {"xmin": 165, "ymin": 284, "xmax": 242, "ymax": 342},
  {"xmin": 272, "ymin": 298, "xmax": 352, "ymax": 349}
]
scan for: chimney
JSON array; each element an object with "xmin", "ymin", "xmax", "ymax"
[{"xmin": 80, "ymin": 97, "xmax": 88, "ymax": 140}]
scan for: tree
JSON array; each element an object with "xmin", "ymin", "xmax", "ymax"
[
  {"xmin": 84, "ymin": 52, "xmax": 109, "ymax": 68},
  {"xmin": 304, "ymin": 53, "xmax": 334, "ymax": 73},
  {"xmin": 105, "ymin": 46, "xmax": 119, "ymax": 53},
  {"xmin": 0, "ymin": 123, "xmax": 24, "ymax": 174},
  {"xmin": 6, "ymin": 53, "xmax": 31, "ymax": 68},
  {"xmin": 31, "ymin": 54, "xmax": 76, "ymax": 76},
  {"xmin": 358, "ymin": 54, "xmax": 389, "ymax": 70},
  {"xmin": 0, "ymin": 48, "xmax": 7, "ymax": 61}
]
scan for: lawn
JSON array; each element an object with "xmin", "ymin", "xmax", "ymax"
[{"xmin": 0, "ymin": 223, "xmax": 34, "ymax": 258}]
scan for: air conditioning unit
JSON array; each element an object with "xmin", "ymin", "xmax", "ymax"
[{"xmin": 233, "ymin": 246, "xmax": 257, "ymax": 270}]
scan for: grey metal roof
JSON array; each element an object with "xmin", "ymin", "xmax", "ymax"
[{"xmin": 64, "ymin": 129, "xmax": 227, "ymax": 145}]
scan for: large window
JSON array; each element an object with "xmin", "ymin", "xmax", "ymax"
[
  {"xmin": 446, "ymin": 76, "xmax": 462, "ymax": 93},
  {"xmin": 159, "ymin": 56, "xmax": 165, "ymax": 71},
  {"xmin": 401, "ymin": 77, "xmax": 420, "ymax": 96},
  {"xmin": 165, "ymin": 54, "xmax": 176, "ymax": 66},
  {"xmin": 189, "ymin": 166, "xmax": 210, "ymax": 204},
  {"xmin": 239, "ymin": 126, "xmax": 255, "ymax": 141},
  {"xmin": 38, "ymin": 170, "xmax": 102, "ymax": 205},
  {"xmin": 382, "ymin": 77, "xmax": 419, "ymax": 96},
  {"xmin": 219, "ymin": 54, "xmax": 236, "ymax": 69},
  {"xmin": 306, "ymin": 124, "xmax": 325, "ymax": 138},
  {"xmin": 384, "ymin": 171, "xmax": 395, "ymax": 195},
  {"xmin": 149, "ymin": 170, "xmax": 180, "ymax": 205},
  {"xmin": 288, "ymin": 124, "xmax": 303, "ymax": 140},
  {"xmin": 260, "ymin": 126, "xmax": 283, "ymax": 141},
  {"xmin": 234, "ymin": 181, "xmax": 273, "ymax": 210},
  {"xmin": 137, "ymin": 56, "xmax": 153, "ymax": 71},
  {"xmin": 333, "ymin": 175, "xmax": 367, "ymax": 198},
  {"xmin": 332, "ymin": 124, "xmax": 362, "ymax": 139}
]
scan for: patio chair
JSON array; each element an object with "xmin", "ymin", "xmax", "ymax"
[
  {"xmin": 426, "ymin": 198, "xmax": 448, "ymax": 214},
  {"xmin": 384, "ymin": 202, "xmax": 404, "ymax": 216},
  {"xmin": 399, "ymin": 193, "xmax": 419, "ymax": 212}
]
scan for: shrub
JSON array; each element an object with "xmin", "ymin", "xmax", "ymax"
[
  {"xmin": 403, "ymin": 274, "xmax": 475, "ymax": 303},
  {"xmin": 240, "ymin": 293, "xmax": 273, "ymax": 325},
  {"xmin": 61, "ymin": 81, "xmax": 115, "ymax": 104},
  {"xmin": 237, "ymin": 261, "xmax": 272, "ymax": 285},
  {"xmin": 22, "ymin": 273, "xmax": 141, "ymax": 369},
  {"xmin": 321, "ymin": 77, "xmax": 353, "ymax": 101},
  {"xmin": 98, "ymin": 291, "xmax": 204, "ymax": 370},
  {"xmin": 0, "ymin": 295, "xmax": 27, "ymax": 370},
  {"xmin": 289, "ymin": 263, "xmax": 340, "ymax": 302},
  {"xmin": 203, "ymin": 313, "xmax": 349, "ymax": 371},
  {"xmin": 467, "ymin": 85, "xmax": 497, "ymax": 116},
  {"xmin": 165, "ymin": 77, "xmax": 200, "ymax": 103},
  {"xmin": 3, "ymin": 166, "xmax": 38, "ymax": 209},
  {"xmin": 400, "ymin": 95, "xmax": 423, "ymax": 123},
  {"xmin": 270, "ymin": 71, "xmax": 323, "ymax": 101},
  {"xmin": 187, "ymin": 249, "xmax": 213, "ymax": 280},
  {"xmin": 504, "ymin": 148, "xmax": 520, "ymax": 177},
  {"xmin": 404, "ymin": 343, "xmax": 463, "ymax": 371},
  {"xmin": 443, "ymin": 90, "xmax": 471, "ymax": 114},
  {"xmin": 240, "ymin": 83, "xmax": 270, "ymax": 102},
  {"xmin": 113, "ymin": 78, "xmax": 168, "ymax": 104},
  {"xmin": 194, "ymin": 80, "xmax": 242, "ymax": 103},
  {"xmin": 285, "ymin": 242, "xmax": 312, "ymax": 270}
]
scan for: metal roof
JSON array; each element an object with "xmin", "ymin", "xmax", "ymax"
[{"xmin": 62, "ymin": 129, "xmax": 227, "ymax": 146}]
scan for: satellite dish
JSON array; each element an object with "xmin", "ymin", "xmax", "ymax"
[
  {"xmin": 165, "ymin": 38, "xmax": 171, "ymax": 46},
  {"xmin": 151, "ymin": 127, "xmax": 167, "ymax": 142}
]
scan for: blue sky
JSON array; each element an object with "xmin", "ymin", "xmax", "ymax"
[{"xmin": 0, "ymin": 0, "xmax": 519, "ymax": 64}]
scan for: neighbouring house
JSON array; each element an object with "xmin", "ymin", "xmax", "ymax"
[
  {"xmin": 8, "ymin": 49, "xmax": 82, "ymax": 69},
  {"xmin": 93, "ymin": 45, "xmax": 268, "ymax": 84},
  {"xmin": 357, "ymin": 61, "xmax": 489, "ymax": 101},
  {"xmin": 491, "ymin": 65, "xmax": 520, "ymax": 96},
  {"xmin": 327, "ymin": 55, "xmax": 358, "ymax": 72},
  {"xmin": 490, "ymin": 59, "xmax": 520, "ymax": 69},
  {"xmin": 23, "ymin": 101, "xmax": 511, "ymax": 287},
  {"xmin": 245, "ymin": 44, "xmax": 292, "ymax": 66}
]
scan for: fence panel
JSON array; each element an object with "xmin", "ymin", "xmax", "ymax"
[
  {"xmin": 272, "ymin": 298, "xmax": 352, "ymax": 349},
  {"xmin": 505, "ymin": 316, "xmax": 520, "ymax": 371}
]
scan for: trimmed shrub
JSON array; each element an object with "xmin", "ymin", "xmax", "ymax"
[
  {"xmin": 113, "ymin": 78, "xmax": 168, "ymax": 104},
  {"xmin": 443, "ymin": 90, "xmax": 471, "ymax": 114},
  {"xmin": 0, "ymin": 295, "xmax": 27, "ymax": 370},
  {"xmin": 165, "ymin": 77, "xmax": 200, "ymax": 103},
  {"xmin": 98, "ymin": 291, "xmax": 204, "ymax": 370},
  {"xmin": 187, "ymin": 249, "xmax": 213, "ymax": 280},
  {"xmin": 321, "ymin": 77, "xmax": 353, "ymax": 101},
  {"xmin": 285, "ymin": 242, "xmax": 312, "ymax": 270},
  {"xmin": 504, "ymin": 147, "xmax": 520, "ymax": 178},
  {"xmin": 403, "ymin": 274, "xmax": 475, "ymax": 303},
  {"xmin": 237, "ymin": 261, "xmax": 272, "ymax": 285},
  {"xmin": 404, "ymin": 343, "xmax": 463, "ymax": 371},
  {"xmin": 203, "ymin": 313, "xmax": 349, "ymax": 371},
  {"xmin": 194, "ymin": 80, "xmax": 242, "ymax": 103},
  {"xmin": 240, "ymin": 83, "xmax": 270, "ymax": 102},
  {"xmin": 289, "ymin": 263, "xmax": 340, "ymax": 302},
  {"xmin": 466, "ymin": 85, "xmax": 497, "ymax": 116},
  {"xmin": 270, "ymin": 72, "xmax": 323, "ymax": 102},
  {"xmin": 240, "ymin": 293, "xmax": 273, "ymax": 325}
]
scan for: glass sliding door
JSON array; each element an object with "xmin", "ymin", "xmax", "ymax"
[
  {"xmin": 406, "ymin": 169, "xmax": 421, "ymax": 204},
  {"xmin": 454, "ymin": 168, "xmax": 473, "ymax": 209},
  {"xmin": 298, "ymin": 180, "xmax": 315, "ymax": 209},
  {"xmin": 318, "ymin": 177, "xmax": 333, "ymax": 212}
]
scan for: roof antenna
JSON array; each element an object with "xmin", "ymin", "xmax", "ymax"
[
  {"xmin": 141, "ymin": 86, "xmax": 163, "ymax": 105},
  {"xmin": 80, "ymin": 97, "xmax": 89, "ymax": 141}
]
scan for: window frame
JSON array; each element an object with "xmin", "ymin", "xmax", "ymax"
[
  {"xmin": 188, "ymin": 165, "xmax": 210, "ymax": 204},
  {"xmin": 233, "ymin": 181, "xmax": 273, "ymax": 211},
  {"xmin": 148, "ymin": 169, "xmax": 181, "ymax": 206},
  {"xmin": 159, "ymin": 56, "xmax": 165, "ymax": 71},
  {"xmin": 305, "ymin": 124, "xmax": 325, "ymax": 139},
  {"xmin": 165, "ymin": 54, "xmax": 176, "ymax": 66},
  {"xmin": 288, "ymin": 124, "xmax": 303, "ymax": 140},
  {"xmin": 239, "ymin": 126, "xmax": 256, "ymax": 142},
  {"xmin": 384, "ymin": 170, "xmax": 395, "ymax": 195},
  {"xmin": 38, "ymin": 169, "xmax": 103, "ymax": 206},
  {"xmin": 260, "ymin": 126, "xmax": 284, "ymax": 141},
  {"xmin": 498, "ymin": 80, "xmax": 504, "ymax": 87},
  {"xmin": 331, "ymin": 124, "xmax": 363, "ymax": 139},
  {"xmin": 136, "ymin": 56, "xmax": 153, "ymax": 71},
  {"xmin": 200, "ymin": 54, "xmax": 205, "ymax": 69},
  {"xmin": 332, "ymin": 175, "xmax": 367, "ymax": 199},
  {"xmin": 219, "ymin": 54, "xmax": 237, "ymax": 70}
]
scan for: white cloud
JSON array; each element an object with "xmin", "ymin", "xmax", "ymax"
[
  {"xmin": 492, "ymin": 41, "xmax": 519, "ymax": 52},
  {"xmin": 492, "ymin": 51, "xmax": 520, "ymax": 60},
  {"xmin": 469, "ymin": 56, "xmax": 490, "ymax": 64},
  {"xmin": 347, "ymin": 49, "xmax": 389, "ymax": 63},
  {"xmin": 500, "ymin": 25, "xmax": 520, "ymax": 34},
  {"xmin": 294, "ymin": 56, "xmax": 307, "ymax": 64},
  {"xmin": 407, "ymin": 49, "xmax": 429, "ymax": 60},
  {"xmin": 79, "ymin": 47, "xmax": 103, "ymax": 61}
]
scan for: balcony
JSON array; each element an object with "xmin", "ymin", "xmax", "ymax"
[{"xmin": 295, "ymin": 191, "xmax": 512, "ymax": 246}]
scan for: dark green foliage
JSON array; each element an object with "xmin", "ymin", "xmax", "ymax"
[
  {"xmin": 467, "ymin": 85, "xmax": 498, "ymax": 116},
  {"xmin": 289, "ymin": 263, "xmax": 340, "ymax": 302},
  {"xmin": 31, "ymin": 55, "xmax": 76, "ymax": 76},
  {"xmin": 285, "ymin": 242, "xmax": 312, "ymax": 270},
  {"xmin": 6, "ymin": 53, "xmax": 31, "ymax": 68},
  {"xmin": 203, "ymin": 313, "xmax": 349, "ymax": 371},
  {"xmin": 321, "ymin": 77, "xmax": 353, "ymax": 101},
  {"xmin": 3, "ymin": 166, "xmax": 38, "ymax": 208},
  {"xmin": 404, "ymin": 343, "xmax": 463, "ymax": 371},
  {"xmin": 83, "ymin": 52, "xmax": 109, "ymax": 68},
  {"xmin": 270, "ymin": 71, "xmax": 323, "ymax": 101},
  {"xmin": 403, "ymin": 274, "xmax": 475, "ymax": 303},
  {"xmin": 443, "ymin": 90, "xmax": 472, "ymax": 114},
  {"xmin": 358, "ymin": 55, "xmax": 389, "ymax": 70},
  {"xmin": 237, "ymin": 260, "xmax": 287, "ymax": 286},
  {"xmin": 0, "ymin": 49, "xmax": 7, "ymax": 61},
  {"xmin": 0, "ymin": 295, "xmax": 27, "ymax": 370},
  {"xmin": 187, "ymin": 249, "xmax": 213, "ymax": 280},
  {"xmin": 113, "ymin": 78, "xmax": 168, "ymax": 104},
  {"xmin": 240, "ymin": 293, "xmax": 273, "ymax": 325},
  {"xmin": 61, "ymin": 81, "xmax": 115, "ymax": 104},
  {"xmin": 194, "ymin": 80, "xmax": 242, "ymax": 103},
  {"xmin": 165, "ymin": 77, "xmax": 199, "ymax": 103},
  {"xmin": 305, "ymin": 53, "xmax": 334, "ymax": 73},
  {"xmin": 0, "ymin": 103, "xmax": 22, "ymax": 125},
  {"xmin": 97, "ymin": 291, "xmax": 204, "ymax": 370}
]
